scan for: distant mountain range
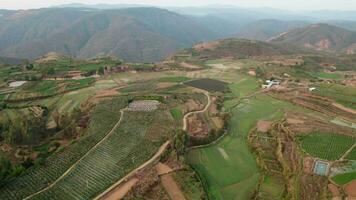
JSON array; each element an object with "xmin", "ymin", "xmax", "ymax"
[
  {"xmin": 270, "ymin": 24, "xmax": 356, "ymax": 54},
  {"xmin": 0, "ymin": 7, "xmax": 219, "ymax": 62},
  {"xmin": 1, "ymin": 6, "xmax": 356, "ymax": 63}
]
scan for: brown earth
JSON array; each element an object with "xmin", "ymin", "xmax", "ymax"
[
  {"xmin": 328, "ymin": 184, "xmax": 341, "ymax": 198},
  {"xmin": 303, "ymin": 157, "xmax": 315, "ymax": 174},
  {"xmin": 156, "ymin": 163, "xmax": 174, "ymax": 176},
  {"xmin": 103, "ymin": 178, "xmax": 139, "ymax": 200},
  {"xmin": 156, "ymin": 82, "xmax": 176, "ymax": 89},
  {"xmin": 344, "ymin": 180, "xmax": 356, "ymax": 198},
  {"xmin": 257, "ymin": 120, "xmax": 272, "ymax": 133},
  {"xmin": 183, "ymin": 99, "xmax": 204, "ymax": 113},
  {"xmin": 160, "ymin": 174, "xmax": 186, "ymax": 200},
  {"xmin": 179, "ymin": 62, "xmax": 201, "ymax": 70},
  {"xmin": 187, "ymin": 114, "xmax": 209, "ymax": 137}
]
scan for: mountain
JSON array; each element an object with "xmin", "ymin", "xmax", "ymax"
[
  {"xmin": 189, "ymin": 38, "xmax": 302, "ymax": 59},
  {"xmin": 270, "ymin": 23, "xmax": 356, "ymax": 54},
  {"xmin": 236, "ymin": 19, "xmax": 309, "ymax": 41},
  {"xmin": 0, "ymin": 8, "xmax": 218, "ymax": 62}
]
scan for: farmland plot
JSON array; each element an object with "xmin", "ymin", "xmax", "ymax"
[
  {"xmin": 31, "ymin": 111, "xmax": 166, "ymax": 200},
  {"xmin": 297, "ymin": 133, "xmax": 356, "ymax": 160},
  {"xmin": 0, "ymin": 98, "xmax": 128, "ymax": 200}
]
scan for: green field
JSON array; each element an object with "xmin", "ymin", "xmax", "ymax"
[
  {"xmin": 170, "ymin": 107, "xmax": 183, "ymax": 120},
  {"xmin": 297, "ymin": 133, "xmax": 356, "ymax": 160},
  {"xmin": 187, "ymin": 92, "xmax": 298, "ymax": 199},
  {"xmin": 332, "ymin": 171, "xmax": 356, "ymax": 185}
]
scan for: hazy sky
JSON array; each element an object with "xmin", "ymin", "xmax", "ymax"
[{"xmin": 1, "ymin": 0, "xmax": 356, "ymax": 10}]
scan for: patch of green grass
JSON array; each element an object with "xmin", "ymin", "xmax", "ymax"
[
  {"xmin": 297, "ymin": 133, "xmax": 356, "ymax": 160},
  {"xmin": 170, "ymin": 107, "xmax": 183, "ymax": 120},
  {"xmin": 332, "ymin": 171, "xmax": 356, "ymax": 185}
]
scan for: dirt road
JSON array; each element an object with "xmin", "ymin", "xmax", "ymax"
[
  {"xmin": 182, "ymin": 92, "xmax": 211, "ymax": 131},
  {"xmin": 156, "ymin": 163, "xmax": 186, "ymax": 200},
  {"xmin": 25, "ymin": 111, "xmax": 125, "ymax": 200}
]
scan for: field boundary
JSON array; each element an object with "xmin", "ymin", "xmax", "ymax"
[{"xmin": 24, "ymin": 110, "xmax": 125, "ymax": 200}]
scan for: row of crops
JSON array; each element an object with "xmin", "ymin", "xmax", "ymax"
[
  {"xmin": 30, "ymin": 111, "xmax": 161, "ymax": 199},
  {"xmin": 297, "ymin": 133, "xmax": 356, "ymax": 161},
  {"xmin": 0, "ymin": 97, "xmax": 128, "ymax": 200}
]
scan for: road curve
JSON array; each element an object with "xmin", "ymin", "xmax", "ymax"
[{"xmin": 182, "ymin": 92, "xmax": 211, "ymax": 131}]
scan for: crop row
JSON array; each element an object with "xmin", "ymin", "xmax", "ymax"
[{"xmin": 0, "ymin": 98, "xmax": 128, "ymax": 200}]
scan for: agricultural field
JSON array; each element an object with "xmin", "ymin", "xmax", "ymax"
[
  {"xmin": 312, "ymin": 83, "xmax": 356, "ymax": 109},
  {"xmin": 0, "ymin": 97, "xmax": 128, "ymax": 200},
  {"xmin": 184, "ymin": 78, "xmax": 227, "ymax": 92},
  {"xmin": 297, "ymin": 133, "xmax": 356, "ymax": 160},
  {"xmin": 5, "ymin": 78, "xmax": 95, "ymax": 102},
  {"xmin": 30, "ymin": 110, "xmax": 173, "ymax": 199},
  {"xmin": 187, "ymin": 91, "xmax": 301, "ymax": 199}
]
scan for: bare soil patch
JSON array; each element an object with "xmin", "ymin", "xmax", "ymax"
[
  {"xmin": 161, "ymin": 174, "xmax": 186, "ymax": 200},
  {"xmin": 344, "ymin": 180, "xmax": 356, "ymax": 198},
  {"xmin": 257, "ymin": 120, "xmax": 272, "ymax": 133},
  {"xmin": 103, "ymin": 178, "xmax": 139, "ymax": 200},
  {"xmin": 179, "ymin": 62, "xmax": 201, "ymax": 70},
  {"xmin": 328, "ymin": 183, "xmax": 341, "ymax": 198},
  {"xmin": 187, "ymin": 114, "xmax": 209, "ymax": 138},
  {"xmin": 156, "ymin": 163, "xmax": 174, "ymax": 176}
]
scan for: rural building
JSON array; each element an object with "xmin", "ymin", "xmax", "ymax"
[{"xmin": 262, "ymin": 79, "xmax": 280, "ymax": 89}]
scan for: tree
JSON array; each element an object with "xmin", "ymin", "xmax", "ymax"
[
  {"xmin": 26, "ymin": 64, "xmax": 34, "ymax": 70},
  {"xmin": 173, "ymin": 130, "xmax": 187, "ymax": 160},
  {"xmin": 255, "ymin": 67, "xmax": 265, "ymax": 78}
]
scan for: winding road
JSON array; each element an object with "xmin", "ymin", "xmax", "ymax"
[{"xmin": 182, "ymin": 92, "xmax": 211, "ymax": 131}]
